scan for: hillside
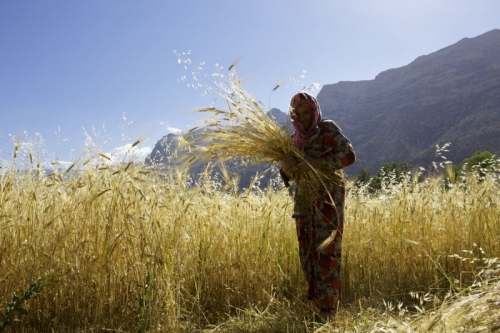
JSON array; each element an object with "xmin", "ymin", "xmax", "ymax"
[
  {"xmin": 147, "ymin": 29, "xmax": 500, "ymax": 177},
  {"xmin": 145, "ymin": 127, "xmax": 278, "ymax": 190},
  {"xmin": 318, "ymin": 29, "xmax": 500, "ymax": 173}
]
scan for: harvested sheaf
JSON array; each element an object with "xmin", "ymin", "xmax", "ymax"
[
  {"xmin": 399, "ymin": 279, "xmax": 500, "ymax": 332},
  {"xmin": 179, "ymin": 70, "xmax": 343, "ymax": 212}
]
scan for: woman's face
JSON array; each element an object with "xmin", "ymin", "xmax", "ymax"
[{"xmin": 294, "ymin": 102, "xmax": 313, "ymax": 129}]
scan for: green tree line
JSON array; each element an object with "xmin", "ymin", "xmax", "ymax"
[{"xmin": 354, "ymin": 151, "xmax": 498, "ymax": 193}]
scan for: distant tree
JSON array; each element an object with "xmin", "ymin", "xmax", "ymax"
[
  {"xmin": 371, "ymin": 160, "xmax": 410, "ymax": 191},
  {"xmin": 354, "ymin": 168, "xmax": 371, "ymax": 187},
  {"xmin": 461, "ymin": 151, "xmax": 496, "ymax": 170},
  {"xmin": 460, "ymin": 151, "xmax": 498, "ymax": 180},
  {"xmin": 354, "ymin": 161, "xmax": 410, "ymax": 193}
]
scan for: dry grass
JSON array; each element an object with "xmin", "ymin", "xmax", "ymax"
[
  {"xmin": 1, "ymin": 139, "xmax": 499, "ymax": 332},
  {"xmin": 0, "ymin": 154, "xmax": 306, "ymax": 332},
  {"xmin": 344, "ymin": 172, "xmax": 500, "ymax": 302},
  {"xmin": 1, "ymin": 150, "xmax": 499, "ymax": 332},
  {"xmin": 398, "ymin": 279, "xmax": 500, "ymax": 332}
]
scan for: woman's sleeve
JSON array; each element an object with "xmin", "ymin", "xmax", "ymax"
[
  {"xmin": 279, "ymin": 133, "xmax": 294, "ymax": 188},
  {"xmin": 279, "ymin": 168, "xmax": 291, "ymax": 188},
  {"xmin": 320, "ymin": 121, "xmax": 356, "ymax": 170}
]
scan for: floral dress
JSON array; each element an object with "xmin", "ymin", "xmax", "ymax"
[{"xmin": 281, "ymin": 119, "xmax": 355, "ymax": 315}]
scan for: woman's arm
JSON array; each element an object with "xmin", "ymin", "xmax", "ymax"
[
  {"xmin": 319, "ymin": 121, "xmax": 356, "ymax": 170},
  {"xmin": 296, "ymin": 155, "xmax": 323, "ymax": 171},
  {"xmin": 279, "ymin": 153, "xmax": 298, "ymax": 187}
]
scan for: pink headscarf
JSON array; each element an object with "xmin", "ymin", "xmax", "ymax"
[{"xmin": 290, "ymin": 92, "xmax": 322, "ymax": 149}]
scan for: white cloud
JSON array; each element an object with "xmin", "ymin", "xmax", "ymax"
[
  {"xmin": 107, "ymin": 143, "xmax": 151, "ymax": 163},
  {"xmin": 166, "ymin": 126, "xmax": 183, "ymax": 135},
  {"xmin": 159, "ymin": 122, "xmax": 182, "ymax": 135},
  {"xmin": 37, "ymin": 143, "xmax": 152, "ymax": 170}
]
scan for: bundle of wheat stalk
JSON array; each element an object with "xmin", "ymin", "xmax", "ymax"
[{"xmin": 180, "ymin": 69, "xmax": 341, "ymax": 208}]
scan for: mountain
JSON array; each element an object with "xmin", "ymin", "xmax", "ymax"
[
  {"xmin": 267, "ymin": 107, "xmax": 293, "ymax": 132},
  {"xmin": 317, "ymin": 29, "xmax": 500, "ymax": 174},
  {"xmin": 145, "ymin": 110, "xmax": 285, "ymax": 189},
  {"xmin": 145, "ymin": 133, "xmax": 182, "ymax": 166},
  {"xmin": 145, "ymin": 108, "xmax": 291, "ymax": 167},
  {"xmin": 147, "ymin": 29, "xmax": 500, "ymax": 178}
]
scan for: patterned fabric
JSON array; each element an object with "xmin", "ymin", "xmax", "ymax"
[
  {"xmin": 290, "ymin": 92, "xmax": 323, "ymax": 149},
  {"xmin": 282, "ymin": 119, "xmax": 355, "ymax": 315}
]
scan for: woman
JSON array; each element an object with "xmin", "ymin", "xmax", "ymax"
[{"xmin": 280, "ymin": 92, "xmax": 355, "ymax": 321}]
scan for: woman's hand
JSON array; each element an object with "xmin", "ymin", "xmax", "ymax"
[
  {"xmin": 296, "ymin": 155, "xmax": 322, "ymax": 171},
  {"xmin": 282, "ymin": 153, "xmax": 322, "ymax": 174},
  {"xmin": 281, "ymin": 153, "xmax": 297, "ymax": 175}
]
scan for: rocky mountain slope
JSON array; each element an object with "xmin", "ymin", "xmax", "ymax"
[
  {"xmin": 146, "ymin": 29, "xmax": 500, "ymax": 177},
  {"xmin": 318, "ymin": 29, "xmax": 500, "ymax": 173},
  {"xmin": 145, "ymin": 117, "xmax": 281, "ymax": 190}
]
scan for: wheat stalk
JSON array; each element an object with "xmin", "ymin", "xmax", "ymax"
[{"xmin": 179, "ymin": 69, "xmax": 342, "ymax": 208}]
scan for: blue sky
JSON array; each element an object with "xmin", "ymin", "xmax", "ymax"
[{"xmin": 1, "ymin": 0, "xmax": 499, "ymax": 165}]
